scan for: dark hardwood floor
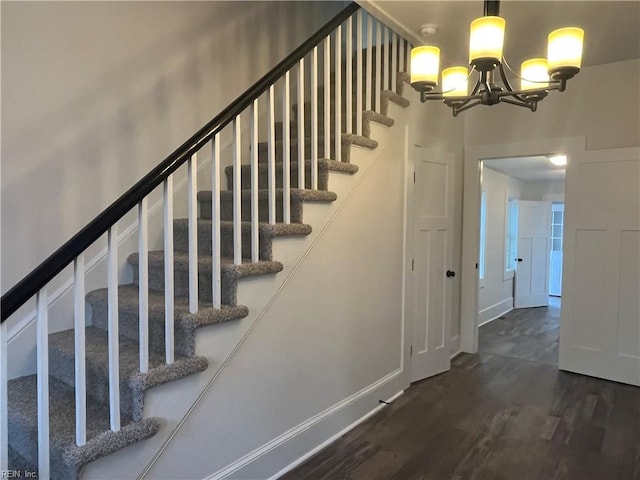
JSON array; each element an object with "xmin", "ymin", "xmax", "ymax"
[{"xmin": 283, "ymin": 300, "xmax": 640, "ymax": 480}]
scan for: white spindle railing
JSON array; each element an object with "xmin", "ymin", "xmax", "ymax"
[
  {"xmin": 282, "ymin": 72, "xmax": 291, "ymax": 224},
  {"xmin": 311, "ymin": 46, "xmax": 319, "ymax": 189},
  {"xmin": 138, "ymin": 198, "xmax": 149, "ymax": 373},
  {"xmin": 36, "ymin": 289, "xmax": 50, "ymax": 479},
  {"xmin": 107, "ymin": 226, "xmax": 121, "ymax": 432},
  {"xmin": 163, "ymin": 179, "xmax": 175, "ymax": 365},
  {"xmin": 73, "ymin": 255, "xmax": 87, "ymax": 447},
  {"xmin": 297, "ymin": 59, "xmax": 305, "ymax": 190},
  {"xmin": 188, "ymin": 153, "xmax": 199, "ymax": 313},
  {"xmin": 250, "ymin": 100, "xmax": 260, "ymax": 262},
  {"xmin": 1, "ymin": 8, "xmax": 415, "ymax": 473},
  {"xmin": 211, "ymin": 133, "xmax": 222, "ymax": 308}
]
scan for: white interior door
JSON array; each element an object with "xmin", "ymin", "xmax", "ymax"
[
  {"xmin": 560, "ymin": 147, "xmax": 640, "ymax": 386},
  {"xmin": 411, "ymin": 147, "xmax": 454, "ymax": 383},
  {"xmin": 514, "ymin": 201, "xmax": 551, "ymax": 308}
]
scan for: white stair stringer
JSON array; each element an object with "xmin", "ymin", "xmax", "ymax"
[{"xmin": 82, "ymin": 97, "xmax": 412, "ymax": 480}]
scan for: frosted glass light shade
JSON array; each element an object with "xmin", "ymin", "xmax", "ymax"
[
  {"xmin": 411, "ymin": 46, "xmax": 440, "ymax": 89},
  {"xmin": 547, "ymin": 27, "xmax": 584, "ymax": 74},
  {"xmin": 469, "ymin": 16, "xmax": 505, "ymax": 66},
  {"xmin": 521, "ymin": 58, "xmax": 549, "ymax": 91},
  {"xmin": 442, "ymin": 67, "xmax": 468, "ymax": 97},
  {"xmin": 548, "ymin": 155, "xmax": 567, "ymax": 166}
]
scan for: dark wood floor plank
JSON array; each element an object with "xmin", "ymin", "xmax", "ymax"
[{"xmin": 283, "ymin": 300, "xmax": 639, "ymax": 480}]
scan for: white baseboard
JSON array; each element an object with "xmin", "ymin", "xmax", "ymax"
[
  {"xmin": 478, "ymin": 298, "xmax": 513, "ymax": 327},
  {"xmin": 449, "ymin": 334, "xmax": 461, "ymax": 358}
]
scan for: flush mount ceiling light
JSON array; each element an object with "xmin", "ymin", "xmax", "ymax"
[
  {"xmin": 410, "ymin": 0, "xmax": 584, "ymax": 116},
  {"xmin": 548, "ymin": 154, "xmax": 568, "ymax": 166}
]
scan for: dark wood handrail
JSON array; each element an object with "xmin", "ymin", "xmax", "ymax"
[{"xmin": 1, "ymin": 2, "xmax": 360, "ymax": 322}]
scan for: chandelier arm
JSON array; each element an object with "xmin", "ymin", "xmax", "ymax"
[
  {"xmin": 497, "ymin": 63, "xmax": 532, "ymax": 104},
  {"xmin": 453, "ymin": 100, "xmax": 483, "ymax": 116},
  {"xmin": 500, "ymin": 97, "xmax": 536, "ymax": 111}
]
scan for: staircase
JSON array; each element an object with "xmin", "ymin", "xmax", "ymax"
[{"xmin": 1, "ymin": 5, "xmax": 413, "ymax": 479}]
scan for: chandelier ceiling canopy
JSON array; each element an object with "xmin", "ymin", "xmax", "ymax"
[{"xmin": 410, "ymin": 0, "xmax": 585, "ymax": 116}]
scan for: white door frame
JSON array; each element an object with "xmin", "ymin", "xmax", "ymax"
[{"xmin": 460, "ymin": 136, "xmax": 586, "ymax": 353}]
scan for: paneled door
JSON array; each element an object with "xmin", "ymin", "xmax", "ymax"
[
  {"xmin": 411, "ymin": 147, "xmax": 455, "ymax": 383},
  {"xmin": 560, "ymin": 147, "xmax": 640, "ymax": 386},
  {"xmin": 515, "ymin": 201, "xmax": 552, "ymax": 308}
]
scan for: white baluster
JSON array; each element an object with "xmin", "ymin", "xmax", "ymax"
[
  {"xmin": 375, "ymin": 21, "xmax": 382, "ymax": 111},
  {"xmin": 74, "ymin": 255, "xmax": 86, "ymax": 446},
  {"xmin": 283, "ymin": 72, "xmax": 291, "ymax": 224},
  {"xmin": 366, "ymin": 15, "xmax": 373, "ymax": 112},
  {"xmin": 0, "ymin": 320, "xmax": 8, "ymax": 472},
  {"xmin": 138, "ymin": 198, "xmax": 149, "ymax": 373},
  {"xmin": 188, "ymin": 153, "xmax": 198, "ymax": 313},
  {"xmin": 407, "ymin": 42, "xmax": 412, "ymax": 76},
  {"xmin": 335, "ymin": 25, "xmax": 342, "ymax": 163},
  {"xmin": 383, "ymin": 26, "xmax": 389, "ymax": 91},
  {"xmin": 107, "ymin": 226, "xmax": 121, "ymax": 431},
  {"xmin": 233, "ymin": 116, "xmax": 243, "ymax": 263},
  {"xmin": 297, "ymin": 59, "xmax": 306, "ymax": 190},
  {"xmin": 36, "ymin": 289, "xmax": 50, "ymax": 479},
  {"xmin": 211, "ymin": 134, "xmax": 222, "ymax": 309},
  {"xmin": 311, "ymin": 46, "xmax": 319, "ymax": 190},
  {"xmin": 392, "ymin": 32, "xmax": 398, "ymax": 92},
  {"xmin": 324, "ymin": 35, "xmax": 331, "ymax": 159},
  {"xmin": 346, "ymin": 17, "xmax": 353, "ymax": 135},
  {"xmin": 356, "ymin": 10, "xmax": 363, "ymax": 136},
  {"xmin": 251, "ymin": 99, "xmax": 259, "ymax": 262},
  {"xmin": 163, "ymin": 179, "xmax": 175, "ymax": 365},
  {"xmin": 399, "ymin": 37, "xmax": 405, "ymax": 74},
  {"xmin": 267, "ymin": 85, "xmax": 276, "ymax": 224}
]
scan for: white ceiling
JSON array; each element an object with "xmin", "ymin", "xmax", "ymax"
[
  {"xmin": 483, "ymin": 155, "xmax": 566, "ymax": 182},
  {"xmin": 365, "ymin": 1, "xmax": 640, "ymax": 68}
]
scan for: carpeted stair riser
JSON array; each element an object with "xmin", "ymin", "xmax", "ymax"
[
  {"xmin": 127, "ymin": 252, "xmax": 284, "ymax": 306},
  {"xmin": 87, "ymin": 285, "xmax": 249, "ymax": 358},
  {"xmin": 257, "ymin": 133, "xmax": 377, "ymax": 164},
  {"xmin": 8, "ymin": 374, "xmax": 159, "ymax": 480},
  {"xmin": 173, "ymin": 219, "xmax": 312, "ymax": 260},
  {"xmin": 47, "ymin": 327, "xmax": 208, "ymax": 422}
]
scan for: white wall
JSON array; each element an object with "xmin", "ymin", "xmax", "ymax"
[
  {"xmin": 478, "ymin": 167, "xmax": 524, "ymax": 325},
  {"xmin": 1, "ymin": 0, "xmax": 346, "ymax": 295},
  {"xmin": 521, "ymin": 179, "xmax": 565, "ymax": 202}
]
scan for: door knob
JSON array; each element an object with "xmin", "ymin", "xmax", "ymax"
[
  {"xmin": 516, "ymin": 258, "xmax": 523, "ymax": 262},
  {"xmin": 446, "ymin": 270, "xmax": 456, "ymax": 278}
]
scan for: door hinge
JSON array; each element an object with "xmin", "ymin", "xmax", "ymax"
[
  {"xmin": 410, "ymin": 345, "xmax": 413, "ymax": 357},
  {"xmin": 413, "ymin": 171, "xmax": 416, "ymax": 183},
  {"xmin": 411, "ymin": 259, "xmax": 415, "ymax": 271}
]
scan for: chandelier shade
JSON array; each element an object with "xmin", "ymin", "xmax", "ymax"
[{"xmin": 410, "ymin": 0, "xmax": 584, "ymax": 116}]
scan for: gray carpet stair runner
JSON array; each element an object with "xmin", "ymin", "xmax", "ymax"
[{"xmin": 6, "ymin": 70, "xmax": 410, "ymax": 479}]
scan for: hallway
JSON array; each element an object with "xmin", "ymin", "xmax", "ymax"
[{"xmin": 283, "ymin": 302, "xmax": 640, "ymax": 480}]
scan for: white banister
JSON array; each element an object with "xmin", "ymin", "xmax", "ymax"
[
  {"xmin": 163, "ymin": 178, "xmax": 175, "ymax": 365},
  {"xmin": 311, "ymin": 46, "xmax": 319, "ymax": 190},
  {"xmin": 366, "ymin": 15, "xmax": 373, "ymax": 112},
  {"xmin": 107, "ymin": 226, "xmax": 121, "ymax": 432},
  {"xmin": 73, "ymin": 255, "xmax": 87, "ymax": 447},
  {"xmin": 250, "ymin": 99, "xmax": 259, "ymax": 262},
  {"xmin": 399, "ymin": 37, "xmax": 405, "ymax": 75},
  {"xmin": 407, "ymin": 42, "xmax": 412, "ymax": 76},
  {"xmin": 297, "ymin": 59, "xmax": 306, "ymax": 190},
  {"xmin": 187, "ymin": 153, "xmax": 199, "ymax": 313},
  {"xmin": 0, "ymin": 319, "xmax": 8, "ymax": 472},
  {"xmin": 267, "ymin": 85, "xmax": 276, "ymax": 224},
  {"xmin": 346, "ymin": 17, "xmax": 353, "ymax": 135},
  {"xmin": 36, "ymin": 289, "xmax": 50, "ymax": 479},
  {"xmin": 138, "ymin": 198, "xmax": 149, "ymax": 373},
  {"xmin": 335, "ymin": 25, "xmax": 342, "ymax": 163},
  {"xmin": 324, "ymin": 35, "xmax": 331, "ymax": 159},
  {"xmin": 392, "ymin": 31, "xmax": 398, "ymax": 92},
  {"xmin": 282, "ymin": 72, "xmax": 291, "ymax": 224},
  {"xmin": 383, "ymin": 26, "xmax": 389, "ymax": 91},
  {"xmin": 375, "ymin": 21, "xmax": 382, "ymax": 112},
  {"xmin": 356, "ymin": 10, "xmax": 363, "ymax": 136},
  {"xmin": 211, "ymin": 134, "xmax": 222, "ymax": 309},
  {"xmin": 233, "ymin": 116, "xmax": 243, "ymax": 261}
]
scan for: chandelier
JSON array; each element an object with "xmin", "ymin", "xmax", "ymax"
[{"xmin": 410, "ymin": 0, "xmax": 584, "ymax": 116}]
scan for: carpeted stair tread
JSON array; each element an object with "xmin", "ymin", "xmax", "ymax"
[
  {"xmin": 199, "ymin": 188, "xmax": 338, "ymax": 204},
  {"xmin": 48, "ymin": 327, "xmax": 208, "ymax": 421},
  {"xmin": 8, "ymin": 374, "xmax": 159, "ymax": 479},
  {"xmin": 380, "ymin": 89, "xmax": 410, "ymax": 115},
  {"xmin": 8, "ymin": 445, "xmax": 34, "ymax": 475},
  {"xmin": 362, "ymin": 111, "xmax": 394, "ymax": 138},
  {"xmin": 86, "ymin": 285, "xmax": 249, "ymax": 357}
]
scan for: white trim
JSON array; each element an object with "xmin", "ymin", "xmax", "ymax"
[
  {"xmin": 205, "ymin": 370, "xmax": 403, "ymax": 480},
  {"xmin": 478, "ymin": 299, "xmax": 514, "ymax": 327},
  {"xmin": 449, "ymin": 334, "xmax": 461, "ymax": 359},
  {"xmin": 358, "ymin": 1, "xmax": 423, "ymax": 46}
]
